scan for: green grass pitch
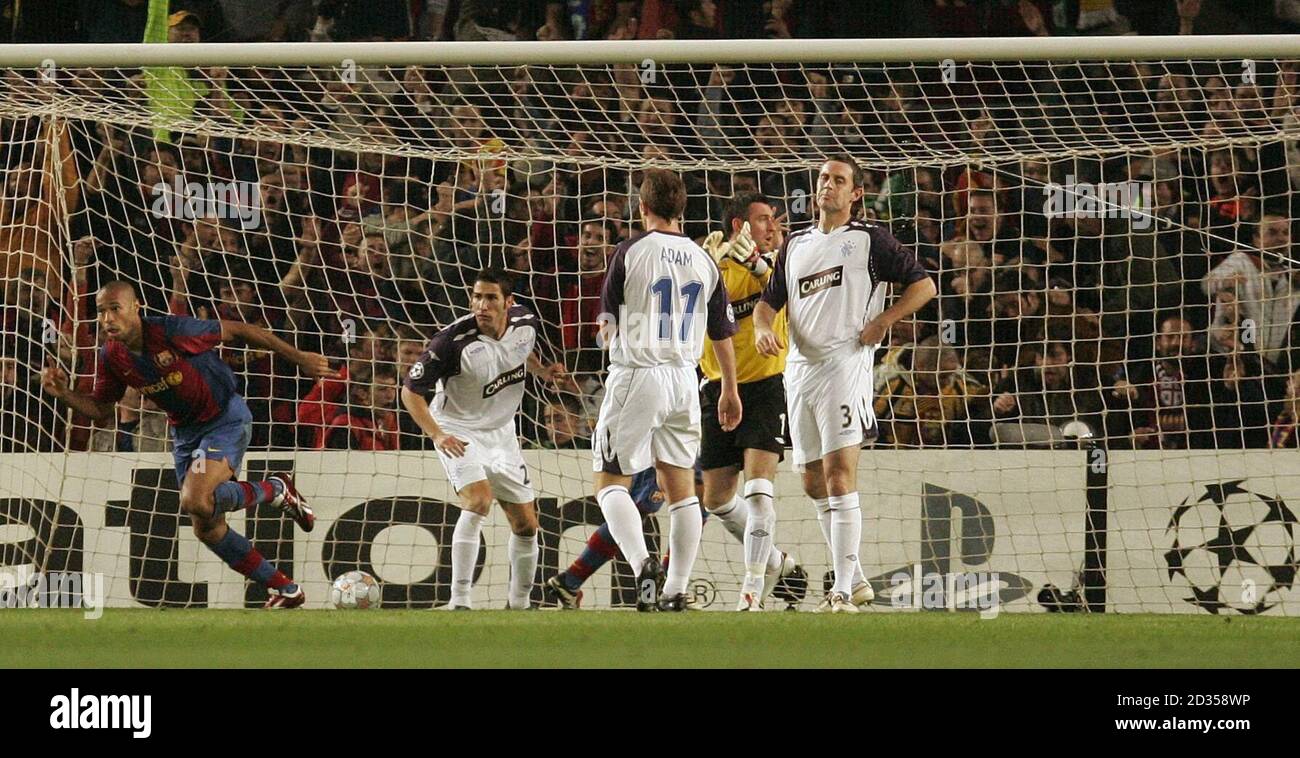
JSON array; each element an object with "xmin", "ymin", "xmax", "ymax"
[{"xmin": 3, "ymin": 610, "xmax": 1298, "ymax": 667}]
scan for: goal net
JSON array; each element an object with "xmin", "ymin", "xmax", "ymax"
[{"xmin": 2, "ymin": 38, "xmax": 1299, "ymax": 615}]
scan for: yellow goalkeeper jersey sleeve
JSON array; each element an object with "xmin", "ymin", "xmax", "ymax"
[{"xmin": 700, "ymin": 257, "xmax": 787, "ymax": 384}]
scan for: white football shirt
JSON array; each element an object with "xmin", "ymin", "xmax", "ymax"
[
  {"xmin": 599, "ymin": 229, "xmax": 737, "ymax": 369},
  {"xmin": 760, "ymin": 219, "xmax": 929, "ymax": 364},
  {"xmin": 404, "ymin": 305, "xmax": 541, "ymax": 431}
]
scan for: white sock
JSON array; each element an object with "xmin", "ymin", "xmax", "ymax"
[
  {"xmin": 663, "ymin": 497, "xmax": 703, "ymax": 597},
  {"xmin": 708, "ymin": 494, "xmax": 748, "ymax": 544},
  {"xmin": 766, "ymin": 542, "xmax": 785, "ymax": 571},
  {"xmin": 829, "ymin": 493, "xmax": 862, "ymax": 596},
  {"xmin": 597, "ymin": 485, "xmax": 649, "ymax": 570},
  {"xmin": 742, "ymin": 478, "xmax": 775, "ymax": 595},
  {"xmin": 507, "ymin": 532, "xmax": 538, "ymax": 609},
  {"xmin": 816, "ymin": 495, "xmax": 864, "ymax": 584},
  {"xmin": 450, "ymin": 510, "xmax": 484, "ymax": 608},
  {"xmin": 814, "ymin": 497, "xmax": 833, "ymax": 552}
]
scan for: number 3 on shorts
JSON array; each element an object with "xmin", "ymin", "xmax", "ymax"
[{"xmin": 840, "ymin": 404, "xmax": 852, "ymax": 429}]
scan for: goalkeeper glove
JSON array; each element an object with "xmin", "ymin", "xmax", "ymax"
[
  {"xmin": 702, "ymin": 230, "xmax": 729, "ymax": 263},
  {"xmin": 725, "ymin": 222, "xmax": 769, "ymax": 277},
  {"xmin": 704, "ymin": 223, "xmax": 769, "ymax": 276}
]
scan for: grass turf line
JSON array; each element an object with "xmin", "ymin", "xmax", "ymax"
[{"xmin": 2, "ymin": 610, "xmax": 1297, "ymax": 668}]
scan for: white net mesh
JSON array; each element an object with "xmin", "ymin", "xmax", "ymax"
[{"xmin": 2, "ymin": 47, "xmax": 1299, "ymax": 613}]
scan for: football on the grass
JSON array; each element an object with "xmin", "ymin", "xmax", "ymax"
[{"xmin": 331, "ymin": 570, "xmax": 381, "ymax": 609}]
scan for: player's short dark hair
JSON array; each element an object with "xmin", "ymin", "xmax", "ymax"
[
  {"xmin": 640, "ymin": 169, "xmax": 687, "ymax": 221},
  {"xmin": 822, "ymin": 153, "xmax": 865, "ymax": 189},
  {"xmin": 474, "ymin": 267, "xmax": 515, "ymax": 296},
  {"xmin": 98, "ymin": 280, "xmax": 140, "ymax": 301},
  {"xmin": 724, "ymin": 191, "xmax": 772, "ymax": 233}
]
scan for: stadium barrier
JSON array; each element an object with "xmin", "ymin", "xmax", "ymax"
[{"xmin": 2, "ymin": 449, "xmax": 1295, "ymax": 614}]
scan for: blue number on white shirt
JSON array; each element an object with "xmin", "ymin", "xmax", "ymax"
[{"xmin": 651, "ymin": 278, "xmax": 704, "ymax": 342}]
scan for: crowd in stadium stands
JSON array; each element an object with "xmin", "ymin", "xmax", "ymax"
[
  {"xmin": 6, "ymin": 1, "xmax": 1300, "ymax": 44},
  {"xmin": 2, "ymin": 0, "xmax": 1300, "ymax": 454}
]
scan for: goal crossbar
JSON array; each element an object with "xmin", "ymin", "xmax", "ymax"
[{"xmin": 2, "ymin": 35, "xmax": 1300, "ymax": 67}]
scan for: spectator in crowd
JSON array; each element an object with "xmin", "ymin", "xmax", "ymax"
[
  {"xmin": 1106, "ymin": 315, "xmax": 1213, "ymax": 449},
  {"xmin": 1202, "ymin": 213, "xmax": 1300, "ymax": 369},
  {"xmin": 78, "ymin": 0, "xmax": 150, "ymax": 43},
  {"xmin": 991, "ymin": 341, "xmax": 1105, "ymax": 447},
  {"xmin": 1210, "ymin": 351, "xmax": 1272, "ymax": 448},
  {"xmin": 953, "ymin": 187, "xmax": 1023, "ymax": 264},
  {"xmin": 1268, "ymin": 368, "xmax": 1300, "ymax": 448},
  {"xmin": 297, "ymin": 326, "xmax": 376, "ymax": 446},
  {"xmin": 319, "ymin": 364, "xmax": 400, "ymax": 450},
  {"xmin": 541, "ymin": 395, "xmax": 591, "ymax": 449},
  {"xmin": 874, "ymin": 335, "xmax": 990, "ymax": 447},
  {"xmin": 676, "ymin": 0, "xmax": 719, "ymax": 39},
  {"xmin": 557, "ymin": 219, "xmax": 613, "ymax": 373},
  {"xmin": 0, "ymin": 352, "xmax": 63, "ymax": 452},
  {"xmin": 213, "ymin": 0, "xmax": 314, "ymax": 42}
]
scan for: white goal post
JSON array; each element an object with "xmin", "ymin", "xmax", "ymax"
[{"xmin": 1, "ymin": 35, "xmax": 1299, "ymax": 615}]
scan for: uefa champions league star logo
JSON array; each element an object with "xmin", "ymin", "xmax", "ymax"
[{"xmin": 1165, "ymin": 480, "xmax": 1298, "ymax": 615}]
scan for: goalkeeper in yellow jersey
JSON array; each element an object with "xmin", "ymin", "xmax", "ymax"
[{"xmin": 699, "ymin": 192, "xmax": 805, "ymax": 611}]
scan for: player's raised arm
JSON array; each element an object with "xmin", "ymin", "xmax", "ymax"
[{"xmin": 219, "ymin": 319, "xmax": 340, "ymax": 379}]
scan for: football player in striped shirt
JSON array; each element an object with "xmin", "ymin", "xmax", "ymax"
[{"xmin": 41, "ymin": 281, "xmax": 333, "ymax": 608}]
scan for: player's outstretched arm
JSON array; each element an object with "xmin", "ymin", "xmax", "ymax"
[
  {"xmin": 40, "ymin": 364, "xmax": 116, "ymax": 424},
  {"xmin": 753, "ymin": 301, "xmax": 786, "ymax": 357},
  {"xmin": 219, "ymin": 320, "xmax": 340, "ymax": 379},
  {"xmin": 859, "ymin": 277, "xmax": 938, "ymax": 347},
  {"xmin": 400, "ymin": 386, "xmax": 468, "ymax": 457}
]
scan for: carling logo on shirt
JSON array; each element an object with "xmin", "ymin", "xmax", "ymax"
[
  {"xmin": 797, "ymin": 265, "xmax": 844, "ymax": 298},
  {"xmin": 730, "ymin": 292, "xmax": 761, "ymax": 320},
  {"xmin": 482, "ymin": 364, "xmax": 527, "ymax": 398}
]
